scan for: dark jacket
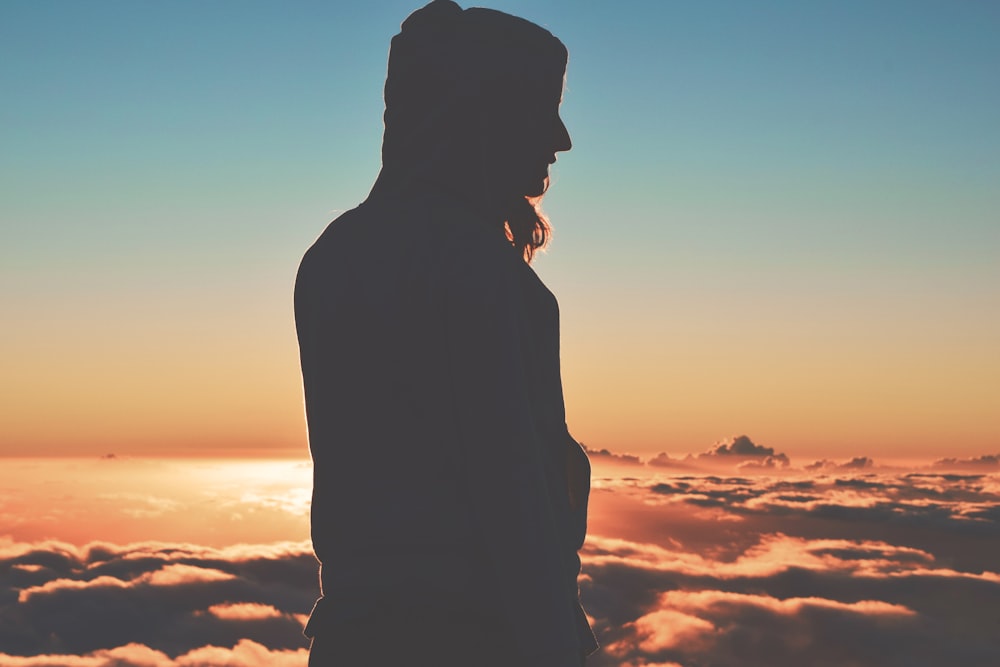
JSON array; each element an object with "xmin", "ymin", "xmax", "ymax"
[{"xmin": 294, "ymin": 183, "xmax": 597, "ymax": 665}]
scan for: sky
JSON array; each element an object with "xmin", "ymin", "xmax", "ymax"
[{"xmin": 2, "ymin": 0, "xmax": 999, "ymax": 460}]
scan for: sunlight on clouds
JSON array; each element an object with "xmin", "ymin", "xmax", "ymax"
[
  {"xmin": 612, "ymin": 609, "xmax": 716, "ymax": 654},
  {"xmin": 0, "ymin": 640, "xmax": 308, "ymax": 667},
  {"xmin": 658, "ymin": 590, "xmax": 917, "ymax": 617},
  {"xmin": 18, "ymin": 564, "xmax": 236, "ymax": 602},
  {"xmin": 601, "ymin": 590, "xmax": 921, "ymax": 667},
  {"xmin": 18, "ymin": 575, "xmax": 134, "ymax": 603},
  {"xmin": 237, "ymin": 488, "xmax": 311, "ymax": 517},
  {"xmin": 584, "ymin": 533, "xmax": 949, "ymax": 581},
  {"xmin": 142, "ymin": 564, "xmax": 237, "ymax": 586},
  {"xmin": 580, "ymin": 468, "xmax": 1000, "ymax": 665},
  {"xmin": 175, "ymin": 640, "xmax": 308, "ymax": 667},
  {"xmin": 96, "ymin": 493, "xmax": 182, "ymax": 519},
  {"xmin": 0, "ymin": 459, "xmax": 311, "ymax": 546},
  {"xmin": 2, "ymin": 536, "xmax": 315, "ymax": 661},
  {"xmin": 2, "ymin": 459, "xmax": 999, "ymax": 665},
  {"xmin": 204, "ymin": 602, "xmax": 292, "ymax": 622}
]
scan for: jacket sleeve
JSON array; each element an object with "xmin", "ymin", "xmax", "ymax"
[{"xmin": 444, "ymin": 236, "xmax": 582, "ymax": 666}]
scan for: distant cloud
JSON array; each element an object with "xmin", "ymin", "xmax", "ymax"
[
  {"xmin": 839, "ymin": 456, "xmax": 876, "ymax": 470},
  {"xmin": 806, "ymin": 456, "xmax": 876, "ymax": 471},
  {"xmin": 590, "ymin": 443, "xmax": 1000, "ymax": 479},
  {"xmin": 737, "ymin": 455, "xmax": 790, "ymax": 471},
  {"xmin": 582, "ymin": 444, "xmax": 643, "ymax": 466},
  {"xmin": 646, "ymin": 452, "xmax": 693, "ymax": 469},
  {"xmin": 204, "ymin": 603, "xmax": 286, "ymax": 621},
  {"xmin": 700, "ymin": 435, "xmax": 786, "ymax": 460},
  {"xmin": 933, "ymin": 454, "xmax": 1000, "ymax": 470},
  {"xmin": 688, "ymin": 435, "xmax": 791, "ymax": 469},
  {"xmin": 592, "ymin": 435, "xmax": 792, "ymax": 471}
]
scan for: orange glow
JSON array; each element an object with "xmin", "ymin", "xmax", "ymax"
[
  {"xmin": 4, "ymin": 269, "xmax": 998, "ymax": 460},
  {"xmin": 561, "ymin": 314, "xmax": 999, "ymax": 459},
  {"xmin": 205, "ymin": 603, "xmax": 285, "ymax": 621},
  {"xmin": 0, "ymin": 458, "xmax": 311, "ymax": 547}
]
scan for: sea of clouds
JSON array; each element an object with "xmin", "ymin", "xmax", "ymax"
[{"xmin": 1, "ymin": 440, "xmax": 999, "ymax": 666}]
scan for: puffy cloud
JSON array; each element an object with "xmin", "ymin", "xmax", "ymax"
[
  {"xmin": 592, "ymin": 587, "xmax": 931, "ymax": 667},
  {"xmin": 642, "ymin": 471, "xmax": 1000, "ymax": 575},
  {"xmin": 738, "ymin": 455, "xmax": 791, "ymax": 470},
  {"xmin": 839, "ymin": 456, "xmax": 876, "ymax": 470},
  {"xmin": 204, "ymin": 603, "xmax": 285, "ymax": 621},
  {"xmin": 582, "ymin": 444, "xmax": 644, "ymax": 466},
  {"xmin": 589, "ymin": 436, "xmax": 793, "ymax": 472},
  {"xmin": 933, "ymin": 454, "xmax": 1000, "ymax": 470},
  {"xmin": 0, "ymin": 643, "xmax": 174, "ymax": 667},
  {"xmin": 806, "ymin": 456, "xmax": 878, "ymax": 471},
  {"xmin": 626, "ymin": 436, "xmax": 793, "ymax": 471},
  {"xmin": 4, "ymin": 461, "xmax": 1000, "ymax": 666},
  {"xmin": 603, "ymin": 589, "xmax": 917, "ymax": 662},
  {"xmin": 0, "ymin": 539, "xmax": 316, "ymax": 658},
  {"xmin": 702, "ymin": 435, "xmax": 780, "ymax": 458},
  {"xmin": 591, "ymin": 440, "xmax": 1000, "ymax": 477},
  {"xmin": 610, "ymin": 608, "xmax": 716, "ymax": 654},
  {"xmin": 645, "ymin": 453, "xmax": 693, "ymax": 470},
  {"xmin": 659, "ymin": 589, "xmax": 916, "ymax": 617},
  {"xmin": 582, "ymin": 531, "xmax": 1000, "ymax": 665},
  {"xmin": 583, "ymin": 532, "xmax": 950, "ymax": 581},
  {"xmin": 0, "ymin": 640, "xmax": 308, "ymax": 667},
  {"xmin": 175, "ymin": 639, "xmax": 307, "ymax": 667},
  {"xmin": 579, "ymin": 469, "xmax": 1000, "ymax": 667}
]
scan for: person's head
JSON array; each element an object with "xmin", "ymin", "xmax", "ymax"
[{"xmin": 379, "ymin": 0, "xmax": 571, "ymax": 261}]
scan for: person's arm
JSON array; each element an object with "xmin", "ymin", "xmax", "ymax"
[{"xmin": 445, "ymin": 235, "xmax": 582, "ymax": 666}]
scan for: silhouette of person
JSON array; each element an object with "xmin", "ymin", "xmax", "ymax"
[{"xmin": 294, "ymin": 2, "xmax": 597, "ymax": 664}]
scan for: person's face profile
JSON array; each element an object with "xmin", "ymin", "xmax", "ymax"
[{"xmin": 483, "ymin": 68, "xmax": 571, "ymax": 199}]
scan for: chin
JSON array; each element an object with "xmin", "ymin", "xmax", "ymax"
[{"xmin": 524, "ymin": 174, "xmax": 550, "ymax": 198}]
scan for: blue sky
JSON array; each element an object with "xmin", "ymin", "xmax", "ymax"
[{"xmin": 2, "ymin": 1, "xmax": 998, "ymax": 458}]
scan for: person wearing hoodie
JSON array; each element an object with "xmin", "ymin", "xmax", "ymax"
[{"xmin": 294, "ymin": 2, "xmax": 596, "ymax": 665}]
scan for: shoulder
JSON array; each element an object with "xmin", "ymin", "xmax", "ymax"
[
  {"xmin": 298, "ymin": 204, "xmax": 367, "ymax": 272},
  {"xmin": 295, "ymin": 199, "xmax": 389, "ymax": 298}
]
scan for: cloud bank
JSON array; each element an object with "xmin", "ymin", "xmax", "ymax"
[
  {"xmin": 2, "ymin": 460, "xmax": 999, "ymax": 666},
  {"xmin": 0, "ymin": 640, "xmax": 307, "ymax": 667},
  {"xmin": 0, "ymin": 539, "xmax": 316, "ymax": 662},
  {"xmin": 581, "ymin": 469, "xmax": 1000, "ymax": 667}
]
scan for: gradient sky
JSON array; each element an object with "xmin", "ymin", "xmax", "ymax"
[{"xmin": 2, "ymin": 1, "xmax": 998, "ymax": 459}]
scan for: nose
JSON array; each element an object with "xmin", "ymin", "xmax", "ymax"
[{"xmin": 554, "ymin": 115, "xmax": 572, "ymax": 154}]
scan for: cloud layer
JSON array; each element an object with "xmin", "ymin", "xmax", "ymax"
[
  {"xmin": 2, "ymin": 460, "xmax": 999, "ymax": 666},
  {"xmin": 0, "ymin": 539, "xmax": 316, "ymax": 663},
  {"xmin": 0, "ymin": 640, "xmax": 307, "ymax": 667},
  {"xmin": 581, "ymin": 468, "xmax": 1000, "ymax": 666}
]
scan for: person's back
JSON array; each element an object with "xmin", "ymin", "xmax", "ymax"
[{"xmin": 295, "ymin": 187, "xmax": 502, "ymax": 617}]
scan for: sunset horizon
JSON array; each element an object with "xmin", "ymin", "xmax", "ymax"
[
  {"xmin": 2, "ymin": 0, "xmax": 998, "ymax": 665},
  {"xmin": 3, "ymin": 453, "xmax": 999, "ymax": 665},
  {"xmin": 4, "ymin": 436, "xmax": 997, "ymax": 472}
]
